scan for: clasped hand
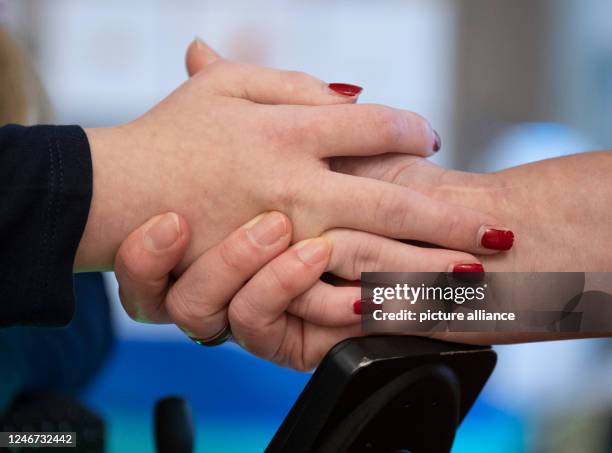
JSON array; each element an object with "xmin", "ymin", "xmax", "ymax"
[{"xmin": 86, "ymin": 40, "xmax": 513, "ymax": 370}]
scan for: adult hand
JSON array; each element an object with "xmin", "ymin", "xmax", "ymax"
[
  {"xmin": 115, "ymin": 209, "xmax": 488, "ymax": 370},
  {"xmin": 176, "ymin": 39, "xmax": 612, "ymax": 348},
  {"xmin": 76, "ymin": 39, "xmax": 510, "ymax": 274},
  {"xmin": 333, "ymin": 149, "xmax": 612, "ymax": 345},
  {"xmin": 332, "ymin": 150, "xmax": 612, "ymax": 272}
]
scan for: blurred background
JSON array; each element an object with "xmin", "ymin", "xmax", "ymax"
[{"xmin": 1, "ymin": 0, "xmax": 612, "ymax": 451}]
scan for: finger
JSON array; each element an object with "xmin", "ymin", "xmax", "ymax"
[
  {"xmin": 185, "ymin": 38, "xmax": 361, "ymax": 105},
  {"xmin": 314, "ymin": 173, "xmax": 512, "ymax": 254},
  {"xmin": 114, "ymin": 213, "xmax": 189, "ymax": 324},
  {"xmin": 166, "ymin": 212, "xmax": 291, "ymax": 339},
  {"xmin": 277, "ymin": 320, "xmax": 363, "ymax": 371},
  {"xmin": 298, "ymin": 103, "xmax": 440, "ymax": 158},
  {"xmin": 287, "ymin": 280, "xmax": 361, "ymax": 326},
  {"xmin": 202, "ymin": 60, "xmax": 361, "ymax": 105},
  {"xmin": 228, "ymin": 237, "xmax": 331, "ymax": 360},
  {"xmin": 186, "ymin": 38, "xmax": 221, "ymax": 76},
  {"xmin": 331, "ymin": 153, "xmax": 479, "ymax": 195},
  {"xmin": 323, "ymin": 229, "xmax": 485, "ymax": 281}
]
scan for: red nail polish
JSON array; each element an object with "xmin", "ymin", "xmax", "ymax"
[
  {"xmin": 433, "ymin": 130, "xmax": 442, "ymax": 152},
  {"xmin": 481, "ymin": 229, "xmax": 515, "ymax": 251},
  {"xmin": 329, "ymin": 83, "xmax": 363, "ymax": 97},
  {"xmin": 353, "ymin": 299, "xmax": 362, "ymax": 315},
  {"xmin": 453, "ymin": 263, "xmax": 485, "ymax": 273},
  {"xmin": 452, "ymin": 263, "xmax": 485, "ymax": 283}
]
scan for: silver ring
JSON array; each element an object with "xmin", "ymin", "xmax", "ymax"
[{"xmin": 186, "ymin": 324, "xmax": 232, "ymax": 347}]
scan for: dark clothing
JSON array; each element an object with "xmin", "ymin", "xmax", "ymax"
[
  {"xmin": 0, "ymin": 125, "xmax": 92, "ymax": 327},
  {"xmin": 0, "ymin": 273, "xmax": 114, "ymax": 412}
]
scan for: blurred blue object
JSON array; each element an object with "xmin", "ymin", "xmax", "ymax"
[
  {"xmin": 452, "ymin": 397, "xmax": 525, "ymax": 453},
  {"xmin": 83, "ymin": 340, "xmax": 309, "ymax": 453}
]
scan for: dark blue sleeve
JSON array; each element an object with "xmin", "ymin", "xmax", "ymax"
[
  {"xmin": 0, "ymin": 125, "xmax": 93, "ymax": 326},
  {"xmin": 0, "ymin": 273, "xmax": 115, "ymax": 412}
]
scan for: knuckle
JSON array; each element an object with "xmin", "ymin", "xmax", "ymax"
[
  {"xmin": 373, "ymin": 189, "xmax": 411, "ymax": 236},
  {"xmin": 383, "ymin": 157, "xmax": 421, "ymax": 185},
  {"xmin": 267, "ymin": 175, "xmax": 302, "ymax": 212},
  {"xmin": 116, "ymin": 258, "xmax": 167, "ymax": 298},
  {"xmin": 347, "ymin": 239, "xmax": 367, "ymax": 279},
  {"xmin": 436, "ymin": 206, "xmax": 465, "ymax": 245},
  {"xmin": 201, "ymin": 59, "xmax": 234, "ymax": 78},
  {"xmin": 116, "ymin": 244, "xmax": 146, "ymax": 283},
  {"xmin": 326, "ymin": 229, "xmax": 370, "ymax": 279},
  {"xmin": 166, "ymin": 285, "xmax": 195, "ymax": 326},
  {"xmin": 281, "ymin": 70, "xmax": 314, "ymax": 93},
  {"xmin": 412, "ymin": 112, "xmax": 432, "ymax": 144},
  {"xmin": 228, "ymin": 293, "xmax": 262, "ymax": 336},
  {"xmin": 259, "ymin": 109, "xmax": 307, "ymax": 149},
  {"xmin": 298, "ymin": 289, "xmax": 328, "ymax": 322},
  {"xmin": 218, "ymin": 236, "xmax": 255, "ymax": 272},
  {"xmin": 351, "ymin": 236, "xmax": 384, "ymax": 277},
  {"xmin": 272, "ymin": 335, "xmax": 305, "ymax": 370},
  {"xmin": 266, "ymin": 262, "xmax": 298, "ymax": 295},
  {"xmin": 369, "ymin": 105, "xmax": 404, "ymax": 147},
  {"xmin": 167, "ymin": 284, "xmax": 216, "ymax": 328}
]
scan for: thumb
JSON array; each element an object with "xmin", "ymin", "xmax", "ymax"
[
  {"xmin": 186, "ymin": 37, "xmax": 221, "ymax": 77},
  {"xmin": 115, "ymin": 213, "xmax": 190, "ymax": 323}
]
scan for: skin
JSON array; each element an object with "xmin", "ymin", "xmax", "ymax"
[
  {"xmin": 115, "ymin": 41, "xmax": 612, "ymax": 370},
  {"xmin": 116, "ymin": 211, "xmax": 361, "ymax": 371},
  {"xmin": 77, "ymin": 45, "xmax": 505, "ymax": 274},
  {"xmin": 334, "ymin": 151, "xmax": 612, "ymax": 344},
  {"xmin": 116, "ymin": 151, "xmax": 612, "ymax": 370},
  {"xmin": 337, "ymin": 150, "xmax": 612, "ymax": 273}
]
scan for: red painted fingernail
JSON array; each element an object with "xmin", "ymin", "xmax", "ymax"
[
  {"xmin": 433, "ymin": 130, "xmax": 442, "ymax": 152},
  {"xmin": 329, "ymin": 83, "xmax": 363, "ymax": 97},
  {"xmin": 353, "ymin": 299, "xmax": 362, "ymax": 315},
  {"xmin": 452, "ymin": 263, "xmax": 485, "ymax": 283},
  {"xmin": 481, "ymin": 228, "xmax": 515, "ymax": 251},
  {"xmin": 453, "ymin": 263, "xmax": 485, "ymax": 273}
]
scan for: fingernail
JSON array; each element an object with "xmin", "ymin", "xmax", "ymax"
[
  {"xmin": 433, "ymin": 130, "xmax": 442, "ymax": 152},
  {"xmin": 353, "ymin": 299, "xmax": 362, "ymax": 315},
  {"xmin": 193, "ymin": 36, "xmax": 205, "ymax": 48},
  {"xmin": 452, "ymin": 263, "xmax": 485, "ymax": 273},
  {"xmin": 452, "ymin": 263, "xmax": 485, "ymax": 283},
  {"xmin": 145, "ymin": 213, "xmax": 180, "ymax": 251},
  {"xmin": 246, "ymin": 212, "xmax": 288, "ymax": 246},
  {"xmin": 480, "ymin": 227, "xmax": 515, "ymax": 251},
  {"xmin": 296, "ymin": 238, "xmax": 330, "ymax": 265},
  {"xmin": 329, "ymin": 83, "xmax": 363, "ymax": 97}
]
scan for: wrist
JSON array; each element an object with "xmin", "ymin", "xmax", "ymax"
[
  {"xmin": 444, "ymin": 153, "xmax": 612, "ymax": 272},
  {"xmin": 76, "ymin": 125, "xmax": 155, "ymax": 271}
]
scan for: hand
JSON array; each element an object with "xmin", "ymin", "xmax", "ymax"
[
  {"xmin": 333, "ymin": 150, "xmax": 612, "ymax": 345},
  {"xmin": 146, "ymin": 39, "xmax": 611, "ymax": 348},
  {"xmin": 76, "ymin": 40, "xmax": 509, "ymax": 274},
  {"xmin": 115, "ymin": 210, "xmax": 488, "ymax": 370},
  {"xmin": 332, "ymin": 151, "xmax": 612, "ymax": 272}
]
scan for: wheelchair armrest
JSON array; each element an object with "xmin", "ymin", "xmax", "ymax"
[{"xmin": 267, "ymin": 336, "xmax": 496, "ymax": 453}]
